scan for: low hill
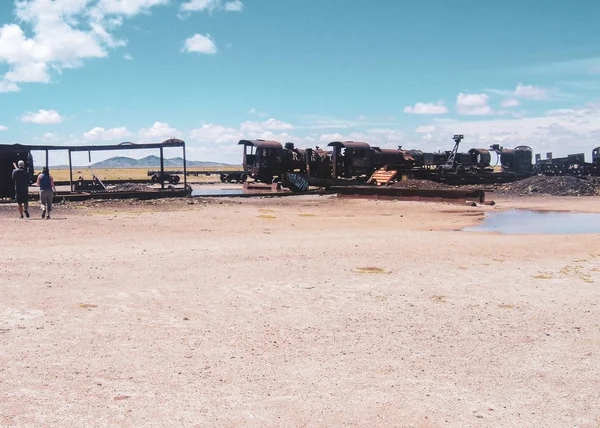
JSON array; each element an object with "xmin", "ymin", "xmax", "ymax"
[{"xmin": 89, "ymin": 155, "xmax": 230, "ymax": 168}]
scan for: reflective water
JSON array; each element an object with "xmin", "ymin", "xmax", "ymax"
[{"xmin": 463, "ymin": 210, "xmax": 600, "ymax": 234}]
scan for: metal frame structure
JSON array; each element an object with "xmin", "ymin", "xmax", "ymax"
[{"xmin": 0, "ymin": 139, "xmax": 187, "ymax": 192}]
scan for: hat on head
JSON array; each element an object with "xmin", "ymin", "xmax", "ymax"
[{"xmin": 17, "ymin": 160, "xmax": 25, "ymax": 168}]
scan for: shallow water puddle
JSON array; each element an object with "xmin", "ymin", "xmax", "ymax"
[{"xmin": 463, "ymin": 210, "xmax": 600, "ymax": 234}]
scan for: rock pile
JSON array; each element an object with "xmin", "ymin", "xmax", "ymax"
[
  {"xmin": 389, "ymin": 175, "xmax": 600, "ymax": 197},
  {"xmin": 498, "ymin": 176, "xmax": 600, "ymax": 196}
]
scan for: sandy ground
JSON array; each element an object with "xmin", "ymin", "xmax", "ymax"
[{"xmin": 1, "ymin": 194, "xmax": 599, "ymax": 427}]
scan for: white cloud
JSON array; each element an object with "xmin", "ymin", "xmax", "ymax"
[
  {"xmin": 240, "ymin": 118, "xmax": 294, "ymax": 134},
  {"xmin": 180, "ymin": 0, "xmax": 244, "ymax": 13},
  {"xmin": 187, "ymin": 117, "xmax": 313, "ymax": 150},
  {"xmin": 21, "ymin": 109, "xmax": 63, "ymax": 124},
  {"xmin": 89, "ymin": 21, "xmax": 126, "ymax": 49},
  {"xmin": 403, "ymin": 101, "xmax": 448, "ymax": 115},
  {"xmin": 92, "ymin": 0, "xmax": 169, "ymax": 16},
  {"xmin": 456, "ymin": 93, "xmax": 488, "ymax": 107},
  {"xmin": 189, "ymin": 124, "xmax": 243, "ymax": 144},
  {"xmin": 525, "ymin": 57, "xmax": 600, "ymax": 76},
  {"xmin": 317, "ymin": 129, "xmax": 406, "ymax": 148},
  {"xmin": 138, "ymin": 121, "xmax": 182, "ymax": 142},
  {"xmin": 297, "ymin": 118, "xmax": 357, "ymax": 129},
  {"xmin": 182, "ymin": 34, "xmax": 217, "ymax": 54},
  {"xmin": 501, "ymin": 98, "xmax": 520, "ymax": 107},
  {"xmin": 415, "ymin": 125, "xmax": 436, "ymax": 133},
  {"xmin": 185, "ymin": 144, "xmax": 241, "ymax": 165},
  {"xmin": 247, "ymin": 107, "xmax": 268, "ymax": 117},
  {"xmin": 83, "ymin": 126, "xmax": 135, "ymax": 141},
  {"xmin": 0, "ymin": 0, "xmax": 168, "ymax": 91},
  {"xmin": 80, "ymin": 110, "xmax": 600, "ymax": 164},
  {"xmin": 488, "ymin": 83, "xmax": 548, "ymax": 101},
  {"xmin": 262, "ymin": 118, "xmax": 294, "ymax": 130},
  {"xmin": 224, "ymin": 0, "xmax": 244, "ymax": 11},
  {"xmin": 0, "ymin": 125, "xmax": 7, "ymax": 131},
  {"xmin": 456, "ymin": 93, "xmax": 494, "ymax": 116},
  {"xmin": 4, "ymin": 61, "xmax": 50, "ymax": 83},
  {"xmin": 35, "ymin": 132, "xmax": 61, "ymax": 143},
  {"xmin": 0, "ymin": 80, "xmax": 19, "ymax": 92},
  {"xmin": 514, "ymin": 83, "xmax": 548, "ymax": 100},
  {"xmin": 417, "ymin": 106, "xmax": 600, "ymax": 159},
  {"xmin": 123, "ymin": 53, "xmax": 133, "ymax": 60},
  {"xmin": 181, "ymin": 0, "xmax": 216, "ymax": 12}
]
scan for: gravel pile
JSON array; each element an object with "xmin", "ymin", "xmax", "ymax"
[
  {"xmin": 497, "ymin": 176, "xmax": 600, "ymax": 196},
  {"xmin": 390, "ymin": 175, "xmax": 600, "ymax": 197}
]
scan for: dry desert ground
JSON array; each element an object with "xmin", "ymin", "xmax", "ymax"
[{"xmin": 1, "ymin": 194, "xmax": 599, "ymax": 427}]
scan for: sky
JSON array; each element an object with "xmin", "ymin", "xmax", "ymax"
[{"xmin": 1, "ymin": 0, "xmax": 600, "ymax": 165}]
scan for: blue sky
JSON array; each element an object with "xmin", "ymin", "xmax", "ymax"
[{"xmin": 1, "ymin": 0, "xmax": 600, "ymax": 164}]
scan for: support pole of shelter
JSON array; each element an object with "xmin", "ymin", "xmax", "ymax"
[
  {"xmin": 68, "ymin": 149, "xmax": 73, "ymax": 192},
  {"xmin": 182, "ymin": 144, "xmax": 187, "ymax": 189},
  {"xmin": 160, "ymin": 147, "xmax": 165, "ymax": 190},
  {"xmin": 45, "ymin": 150, "xmax": 49, "ymax": 169}
]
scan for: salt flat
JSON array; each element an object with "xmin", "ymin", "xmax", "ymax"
[{"xmin": 1, "ymin": 195, "xmax": 599, "ymax": 427}]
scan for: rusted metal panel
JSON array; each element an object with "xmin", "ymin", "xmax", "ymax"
[
  {"xmin": 53, "ymin": 188, "xmax": 191, "ymax": 201},
  {"xmin": 238, "ymin": 140, "xmax": 283, "ymax": 149},
  {"xmin": 327, "ymin": 141, "xmax": 371, "ymax": 149},
  {"xmin": 0, "ymin": 139, "xmax": 185, "ymax": 152},
  {"xmin": 368, "ymin": 168, "xmax": 397, "ymax": 185},
  {"xmin": 243, "ymin": 181, "xmax": 282, "ymax": 191}
]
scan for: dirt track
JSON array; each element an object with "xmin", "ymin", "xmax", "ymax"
[{"xmin": 1, "ymin": 195, "xmax": 599, "ymax": 427}]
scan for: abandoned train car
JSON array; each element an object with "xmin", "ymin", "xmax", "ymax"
[{"xmin": 534, "ymin": 147, "xmax": 600, "ymax": 176}]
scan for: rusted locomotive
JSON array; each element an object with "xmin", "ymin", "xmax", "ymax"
[
  {"xmin": 239, "ymin": 137, "xmax": 535, "ymax": 189},
  {"xmin": 239, "ymin": 139, "xmax": 332, "ymax": 183}
]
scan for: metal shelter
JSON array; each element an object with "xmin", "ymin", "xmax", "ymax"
[{"xmin": 0, "ymin": 139, "xmax": 187, "ymax": 192}]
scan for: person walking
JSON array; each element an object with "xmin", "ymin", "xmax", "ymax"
[
  {"xmin": 37, "ymin": 167, "xmax": 56, "ymax": 219},
  {"xmin": 12, "ymin": 160, "xmax": 30, "ymax": 219}
]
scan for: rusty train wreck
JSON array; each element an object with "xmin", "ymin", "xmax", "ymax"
[
  {"xmin": 239, "ymin": 136, "xmax": 544, "ymax": 191},
  {"xmin": 240, "ymin": 136, "xmax": 600, "ymax": 192}
]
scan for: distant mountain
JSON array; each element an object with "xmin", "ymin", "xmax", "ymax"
[{"xmin": 89, "ymin": 155, "xmax": 232, "ymax": 168}]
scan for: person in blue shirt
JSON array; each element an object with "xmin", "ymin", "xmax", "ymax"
[
  {"xmin": 36, "ymin": 167, "xmax": 56, "ymax": 219},
  {"xmin": 12, "ymin": 160, "xmax": 30, "ymax": 219}
]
